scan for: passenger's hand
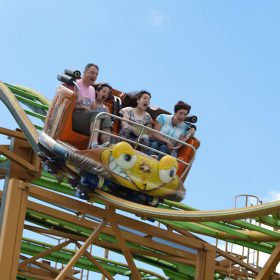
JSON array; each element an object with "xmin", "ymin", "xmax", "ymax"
[
  {"xmin": 167, "ymin": 141, "xmax": 174, "ymax": 151},
  {"xmin": 75, "ymin": 105, "xmax": 88, "ymax": 110},
  {"xmin": 189, "ymin": 127, "xmax": 196, "ymax": 136},
  {"xmin": 182, "ymin": 128, "xmax": 195, "ymax": 141},
  {"xmin": 132, "ymin": 127, "xmax": 139, "ymax": 135}
]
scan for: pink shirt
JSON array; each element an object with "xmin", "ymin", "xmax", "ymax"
[{"xmin": 75, "ymin": 79, "xmax": 95, "ymax": 108}]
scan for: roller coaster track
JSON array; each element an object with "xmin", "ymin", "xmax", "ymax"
[{"xmin": 1, "ymin": 81, "xmax": 280, "ymax": 279}]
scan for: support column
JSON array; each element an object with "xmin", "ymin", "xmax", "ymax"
[
  {"xmin": 0, "ymin": 178, "xmax": 28, "ymax": 279},
  {"xmin": 107, "ymin": 206, "xmax": 142, "ymax": 280},
  {"xmin": 256, "ymin": 241, "xmax": 280, "ymax": 280},
  {"xmin": 195, "ymin": 244, "xmax": 216, "ymax": 280},
  {"xmin": 55, "ymin": 220, "xmax": 107, "ymax": 280}
]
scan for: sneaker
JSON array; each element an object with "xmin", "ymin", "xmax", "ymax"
[
  {"xmin": 74, "ymin": 189, "xmax": 89, "ymax": 200},
  {"xmin": 90, "ymin": 142, "xmax": 110, "ymax": 149},
  {"xmin": 90, "ymin": 142, "xmax": 100, "ymax": 149},
  {"xmin": 101, "ymin": 141, "xmax": 110, "ymax": 147}
]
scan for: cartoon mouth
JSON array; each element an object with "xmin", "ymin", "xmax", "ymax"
[
  {"xmin": 143, "ymin": 183, "xmax": 147, "ymax": 191},
  {"xmin": 109, "ymin": 155, "xmax": 132, "ymax": 182},
  {"xmin": 108, "ymin": 154, "xmax": 164, "ymax": 192}
]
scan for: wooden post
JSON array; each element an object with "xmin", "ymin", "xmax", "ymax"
[
  {"xmin": 55, "ymin": 221, "xmax": 107, "ymax": 280},
  {"xmin": 195, "ymin": 244, "xmax": 216, "ymax": 280},
  {"xmin": 0, "ymin": 178, "xmax": 28, "ymax": 279},
  {"xmin": 256, "ymin": 241, "xmax": 280, "ymax": 280},
  {"xmin": 107, "ymin": 206, "xmax": 142, "ymax": 280}
]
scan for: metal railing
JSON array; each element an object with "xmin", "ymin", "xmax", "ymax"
[{"xmin": 90, "ymin": 111, "xmax": 198, "ymax": 180}]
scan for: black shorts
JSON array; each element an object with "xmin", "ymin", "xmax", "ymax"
[{"xmin": 72, "ymin": 109, "xmax": 112, "ymax": 135}]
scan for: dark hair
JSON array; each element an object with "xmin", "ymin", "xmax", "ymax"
[
  {"xmin": 93, "ymin": 83, "xmax": 112, "ymax": 91},
  {"xmin": 84, "ymin": 63, "xmax": 99, "ymax": 73},
  {"xmin": 94, "ymin": 82, "xmax": 112, "ymax": 93},
  {"xmin": 174, "ymin": 101, "xmax": 191, "ymax": 114},
  {"xmin": 136, "ymin": 90, "xmax": 151, "ymax": 100}
]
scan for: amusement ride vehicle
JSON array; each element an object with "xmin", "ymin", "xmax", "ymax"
[{"xmin": 38, "ymin": 69, "xmax": 200, "ymax": 206}]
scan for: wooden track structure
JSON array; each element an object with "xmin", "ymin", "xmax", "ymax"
[{"xmin": 0, "ymin": 81, "xmax": 280, "ymax": 279}]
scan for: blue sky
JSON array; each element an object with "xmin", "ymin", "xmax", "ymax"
[
  {"xmin": 1, "ymin": 0, "xmax": 280, "ymax": 209},
  {"xmin": 1, "ymin": 1, "xmax": 280, "ymax": 276}
]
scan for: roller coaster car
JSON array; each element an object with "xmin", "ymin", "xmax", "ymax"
[{"xmin": 38, "ymin": 71, "xmax": 200, "ymax": 206}]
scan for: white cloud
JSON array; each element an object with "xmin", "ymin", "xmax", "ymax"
[
  {"xmin": 263, "ymin": 190, "xmax": 280, "ymax": 203},
  {"xmin": 150, "ymin": 9, "xmax": 169, "ymax": 27}
]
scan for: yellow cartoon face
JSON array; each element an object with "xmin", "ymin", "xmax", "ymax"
[{"xmin": 101, "ymin": 142, "xmax": 180, "ymax": 196}]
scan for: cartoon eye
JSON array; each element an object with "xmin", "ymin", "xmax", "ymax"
[
  {"xmin": 115, "ymin": 154, "xmax": 137, "ymax": 169},
  {"xmin": 159, "ymin": 167, "xmax": 177, "ymax": 183},
  {"xmin": 158, "ymin": 155, "xmax": 178, "ymax": 183}
]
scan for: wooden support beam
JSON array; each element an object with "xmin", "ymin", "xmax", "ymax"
[
  {"xmin": 216, "ymin": 247, "xmax": 259, "ymax": 274},
  {"xmin": 0, "ymin": 127, "xmax": 41, "ymax": 182},
  {"xmin": 0, "ymin": 179, "xmax": 28, "ymax": 279},
  {"xmin": 0, "ymin": 168, "xmax": 6, "ymax": 178},
  {"xmin": 26, "ymin": 184, "xmax": 203, "ymax": 252},
  {"xmin": 19, "ymin": 267, "xmax": 79, "ymax": 280},
  {"xmin": 101, "ymin": 249, "xmax": 110, "ymax": 280},
  {"xmin": 0, "ymin": 134, "xmax": 40, "ymax": 182},
  {"xmin": 0, "ymin": 145, "xmax": 38, "ymax": 173},
  {"xmin": 195, "ymin": 244, "xmax": 216, "ymax": 280},
  {"xmin": 24, "ymin": 225, "xmax": 195, "ymax": 266},
  {"xmin": 19, "ymin": 239, "xmax": 71, "ymax": 268},
  {"xmin": 19, "ymin": 255, "xmax": 79, "ymax": 280},
  {"xmin": 256, "ymin": 241, "xmax": 280, "ymax": 280},
  {"xmin": 132, "ymin": 248, "xmax": 196, "ymax": 265},
  {"xmin": 18, "ymin": 271, "xmax": 54, "ymax": 280},
  {"xmin": 173, "ymin": 225, "xmax": 261, "ymax": 277},
  {"xmin": 24, "ymin": 225, "xmax": 88, "ymax": 242},
  {"xmin": 55, "ymin": 220, "xmax": 107, "ymax": 280},
  {"xmin": 75, "ymin": 241, "xmax": 114, "ymax": 280},
  {"xmin": 21, "ymin": 187, "xmax": 197, "ymax": 262},
  {"xmin": 108, "ymin": 207, "xmax": 142, "ymax": 280},
  {"xmin": 0, "ymin": 127, "xmax": 26, "ymax": 140},
  {"xmin": 23, "ymin": 197, "xmax": 195, "ymax": 260}
]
